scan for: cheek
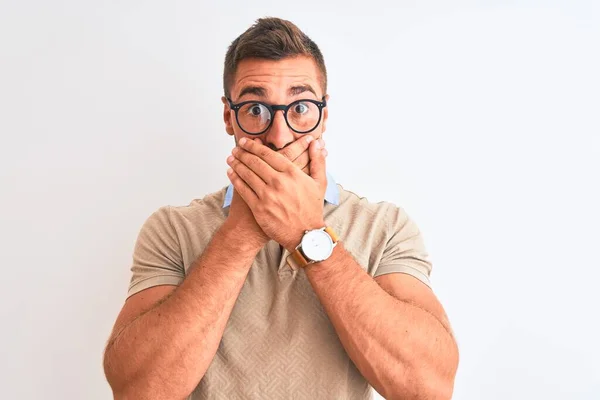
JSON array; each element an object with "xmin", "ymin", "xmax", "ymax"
[{"xmin": 231, "ymin": 118, "xmax": 263, "ymax": 143}]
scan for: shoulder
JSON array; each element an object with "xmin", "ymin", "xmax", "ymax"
[
  {"xmin": 333, "ymin": 184, "xmax": 408, "ymax": 231},
  {"xmin": 141, "ymin": 187, "xmax": 228, "ymax": 240},
  {"xmin": 330, "ymin": 184, "xmax": 424, "ymax": 276},
  {"xmin": 328, "ymin": 184, "xmax": 412, "ymax": 253},
  {"xmin": 138, "ymin": 186, "xmax": 229, "ymax": 270},
  {"xmin": 169, "ymin": 186, "xmax": 227, "ymax": 219}
]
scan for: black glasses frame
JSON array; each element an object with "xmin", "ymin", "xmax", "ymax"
[{"xmin": 226, "ymin": 97, "xmax": 327, "ymax": 135}]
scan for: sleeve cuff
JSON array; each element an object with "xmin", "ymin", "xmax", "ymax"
[
  {"xmin": 373, "ymin": 264, "xmax": 431, "ymax": 287},
  {"xmin": 127, "ymin": 274, "xmax": 184, "ymax": 298}
]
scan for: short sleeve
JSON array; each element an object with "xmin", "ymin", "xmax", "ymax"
[
  {"xmin": 373, "ymin": 205, "xmax": 432, "ymax": 287},
  {"xmin": 127, "ymin": 206, "xmax": 185, "ymax": 298}
]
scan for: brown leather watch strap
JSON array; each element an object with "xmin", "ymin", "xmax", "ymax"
[
  {"xmin": 290, "ymin": 249, "xmax": 309, "ymax": 268},
  {"xmin": 324, "ymin": 226, "xmax": 339, "ymax": 243},
  {"xmin": 287, "ymin": 227, "xmax": 338, "ymax": 269}
]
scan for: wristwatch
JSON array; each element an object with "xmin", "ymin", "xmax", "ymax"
[{"xmin": 287, "ymin": 227, "xmax": 339, "ymax": 269}]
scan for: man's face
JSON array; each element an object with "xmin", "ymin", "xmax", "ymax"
[{"xmin": 222, "ymin": 56, "xmax": 328, "ymax": 151}]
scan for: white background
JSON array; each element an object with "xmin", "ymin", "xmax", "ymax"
[{"xmin": 1, "ymin": 1, "xmax": 598, "ymax": 399}]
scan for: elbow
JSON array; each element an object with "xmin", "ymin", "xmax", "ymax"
[
  {"xmin": 384, "ymin": 373, "xmax": 456, "ymax": 400},
  {"xmin": 103, "ymin": 347, "xmax": 143, "ymax": 400},
  {"xmin": 103, "ymin": 350, "xmax": 127, "ymax": 399},
  {"xmin": 103, "ymin": 345, "xmax": 119, "ymax": 391},
  {"xmin": 108, "ymin": 380, "xmax": 192, "ymax": 400},
  {"xmin": 103, "ymin": 350, "xmax": 197, "ymax": 400},
  {"xmin": 416, "ymin": 374, "xmax": 455, "ymax": 400},
  {"xmin": 386, "ymin": 349, "xmax": 459, "ymax": 400}
]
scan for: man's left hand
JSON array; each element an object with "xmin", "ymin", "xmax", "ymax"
[{"xmin": 226, "ymin": 136, "xmax": 328, "ymax": 252}]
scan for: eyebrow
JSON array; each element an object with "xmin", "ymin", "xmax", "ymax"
[
  {"xmin": 237, "ymin": 85, "xmax": 268, "ymax": 99},
  {"xmin": 289, "ymin": 85, "xmax": 317, "ymax": 97},
  {"xmin": 237, "ymin": 84, "xmax": 319, "ymax": 101}
]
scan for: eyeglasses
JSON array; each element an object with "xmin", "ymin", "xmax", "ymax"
[{"xmin": 227, "ymin": 97, "xmax": 327, "ymax": 135}]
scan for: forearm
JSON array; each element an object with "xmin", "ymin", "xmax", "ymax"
[
  {"xmin": 305, "ymin": 244, "xmax": 458, "ymax": 400},
  {"xmin": 104, "ymin": 220, "xmax": 261, "ymax": 399}
]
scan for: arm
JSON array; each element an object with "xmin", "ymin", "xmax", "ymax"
[
  {"xmin": 103, "ymin": 217, "xmax": 261, "ymax": 400},
  {"xmin": 226, "ymin": 137, "xmax": 458, "ymax": 400},
  {"xmin": 304, "ymin": 244, "xmax": 459, "ymax": 400},
  {"xmin": 105, "ymin": 137, "xmax": 314, "ymax": 399}
]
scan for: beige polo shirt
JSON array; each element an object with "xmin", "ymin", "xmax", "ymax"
[{"xmin": 128, "ymin": 182, "xmax": 432, "ymax": 400}]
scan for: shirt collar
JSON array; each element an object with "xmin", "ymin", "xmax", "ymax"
[{"xmin": 223, "ymin": 172, "xmax": 340, "ymax": 208}]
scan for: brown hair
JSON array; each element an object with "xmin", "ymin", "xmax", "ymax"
[{"xmin": 223, "ymin": 17, "xmax": 327, "ymax": 98}]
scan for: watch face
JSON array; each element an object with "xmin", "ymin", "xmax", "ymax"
[{"xmin": 301, "ymin": 229, "xmax": 334, "ymax": 262}]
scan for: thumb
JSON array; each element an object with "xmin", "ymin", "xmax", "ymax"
[{"xmin": 309, "ymin": 138, "xmax": 327, "ymax": 188}]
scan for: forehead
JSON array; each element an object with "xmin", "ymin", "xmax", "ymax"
[{"xmin": 232, "ymin": 56, "xmax": 323, "ymax": 97}]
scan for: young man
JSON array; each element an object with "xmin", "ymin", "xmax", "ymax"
[{"xmin": 104, "ymin": 17, "xmax": 458, "ymax": 400}]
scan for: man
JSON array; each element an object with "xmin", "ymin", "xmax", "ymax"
[{"xmin": 104, "ymin": 17, "xmax": 458, "ymax": 400}]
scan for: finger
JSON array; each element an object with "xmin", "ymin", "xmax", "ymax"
[
  {"xmin": 231, "ymin": 146, "xmax": 277, "ymax": 184},
  {"xmin": 238, "ymin": 137, "xmax": 301, "ymax": 172},
  {"xmin": 277, "ymin": 135, "xmax": 315, "ymax": 162},
  {"xmin": 227, "ymin": 168, "xmax": 258, "ymax": 205},
  {"xmin": 293, "ymin": 150, "xmax": 310, "ymax": 171},
  {"xmin": 309, "ymin": 139, "xmax": 327, "ymax": 188},
  {"xmin": 299, "ymin": 144, "xmax": 327, "ymax": 174},
  {"xmin": 257, "ymin": 137, "xmax": 309, "ymax": 167},
  {"xmin": 227, "ymin": 153, "xmax": 267, "ymax": 197}
]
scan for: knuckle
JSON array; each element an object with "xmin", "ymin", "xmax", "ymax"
[
  {"xmin": 271, "ymin": 176, "xmax": 283, "ymax": 189},
  {"xmin": 247, "ymin": 156, "xmax": 260, "ymax": 169},
  {"xmin": 237, "ymin": 152, "xmax": 249, "ymax": 164},
  {"xmin": 264, "ymin": 190, "xmax": 277, "ymax": 203},
  {"xmin": 256, "ymin": 201, "xmax": 267, "ymax": 214},
  {"xmin": 284, "ymin": 163, "xmax": 295, "ymax": 174},
  {"xmin": 259, "ymin": 148, "xmax": 270, "ymax": 159},
  {"xmin": 279, "ymin": 148, "xmax": 292, "ymax": 160}
]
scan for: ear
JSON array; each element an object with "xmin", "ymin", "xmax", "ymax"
[
  {"xmin": 222, "ymin": 96, "xmax": 234, "ymax": 136},
  {"xmin": 321, "ymin": 94, "xmax": 330, "ymax": 133}
]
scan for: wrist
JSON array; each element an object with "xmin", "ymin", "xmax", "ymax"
[
  {"xmin": 284, "ymin": 220, "xmax": 326, "ymax": 253},
  {"xmin": 220, "ymin": 219, "xmax": 267, "ymax": 255}
]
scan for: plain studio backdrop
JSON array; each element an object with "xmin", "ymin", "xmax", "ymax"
[{"xmin": 1, "ymin": 1, "xmax": 598, "ymax": 399}]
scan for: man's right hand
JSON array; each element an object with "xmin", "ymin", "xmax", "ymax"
[{"xmin": 225, "ymin": 136, "xmax": 318, "ymax": 249}]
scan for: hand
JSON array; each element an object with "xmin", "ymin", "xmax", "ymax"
[
  {"xmin": 277, "ymin": 138, "xmax": 314, "ymax": 175},
  {"xmin": 224, "ymin": 138, "xmax": 317, "ymax": 249},
  {"xmin": 226, "ymin": 136, "xmax": 328, "ymax": 252}
]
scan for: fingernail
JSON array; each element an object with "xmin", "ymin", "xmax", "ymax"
[
  {"xmin": 227, "ymin": 168, "xmax": 233, "ymax": 175},
  {"xmin": 227, "ymin": 155, "xmax": 234, "ymax": 163},
  {"xmin": 305, "ymin": 136, "xmax": 314, "ymax": 144},
  {"xmin": 232, "ymin": 147, "xmax": 238, "ymax": 155},
  {"xmin": 322, "ymin": 148, "xmax": 328, "ymax": 157},
  {"xmin": 315, "ymin": 140, "xmax": 322, "ymax": 149},
  {"xmin": 239, "ymin": 137, "xmax": 247, "ymax": 146}
]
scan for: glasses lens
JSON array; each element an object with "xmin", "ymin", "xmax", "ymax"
[
  {"xmin": 287, "ymin": 101, "xmax": 321, "ymax": 133},
  {"xmin": 237, "ymin": 103, "xmax": 271, "ymax": 134}
]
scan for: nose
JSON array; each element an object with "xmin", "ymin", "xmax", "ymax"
[{"xmin": 263, "ymin": 110, "xmax": 294, "ymax": 150}]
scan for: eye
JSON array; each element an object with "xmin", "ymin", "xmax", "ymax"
[
  {"xmin": 293, "ymin": 102, "xmax": 309, "ymax": 114},
  {"xmin": 245, "ymin": 103, "xmax": 268, "ymax": 117}
]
